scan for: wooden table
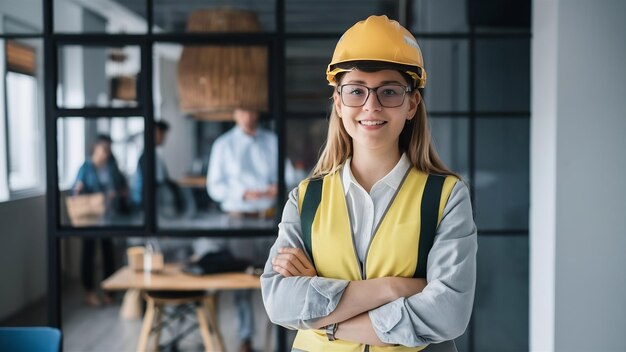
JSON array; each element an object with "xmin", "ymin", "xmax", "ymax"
[
  {"xmin": 102, "ymin": 264, "xmax": 261, "ymax": 291},
  {"xmin": 102, "ymin": 265, "xmax": 261, "ymax": 352}
]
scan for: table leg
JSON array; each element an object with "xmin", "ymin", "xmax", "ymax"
[
  {"xmin": 152, "ymin": 306, "xmax": 163, "ymax": 352},
  {"xmin": 196, "ymin": 303, "xmax": 217, "ymax": 351},
  {"xmin": 120, "ymin": 289, "xmax": 143, "ymax": 320},
  {"xmin": 204, "ymin": 295, "xmax": 225, "ymax": 352},
  {"xmin": 137, "ymin": 297, "xmax": 155, "ymax": 352}
]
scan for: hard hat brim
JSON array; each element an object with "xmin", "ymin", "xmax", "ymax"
[{"xmin": 326, "ymin": 60, "xmax": 426, "ymax": 88}]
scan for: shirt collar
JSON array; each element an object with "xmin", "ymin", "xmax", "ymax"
[
  {"xmin": 341, "ymin": 153, "xmax": 412, "ymax": 195},
  {"xmin": 233, "ymin": 126, "xmax": 256, "ymax": 140}
]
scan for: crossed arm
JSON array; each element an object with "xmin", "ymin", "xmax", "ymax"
[
  {"xmin": 272, "ymin": 247, "xmax": 427, "ymax": 346},
  {"xmin": 261, "ymin": 182, "xmax": 477, "ymax": 347}
]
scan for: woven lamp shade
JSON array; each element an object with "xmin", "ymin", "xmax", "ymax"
[{"xmin": 178, "ymin": 9, "xmax": 268, "ymax": 121}]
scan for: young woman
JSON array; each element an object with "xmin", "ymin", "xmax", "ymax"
[
  {"xmin": 261, "ymin": 15, "xmax": 477, "ymax": 352},
  {"xmin": 73, "ymin": 135, "xmax": 128, "ymax": 306}
]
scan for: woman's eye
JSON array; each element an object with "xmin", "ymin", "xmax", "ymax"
[
  {"xmin": 381, "ymin": 88, "xmax": 399, "ymax": 96},
  {"xmin": 349, "ymin": 88, "xmax": 365, "ymax": 95}
]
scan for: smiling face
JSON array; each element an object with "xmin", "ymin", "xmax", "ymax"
[{"xmin": 334, "ymin": 69, "xmax": 419, "ymax": 155}]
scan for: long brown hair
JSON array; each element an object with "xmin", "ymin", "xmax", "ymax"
[{"xmin": 311, "ymin": 73, "xmax": 459, "ymax": 179}]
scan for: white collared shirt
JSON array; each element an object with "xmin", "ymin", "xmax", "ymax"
[{"xmin": 342, "ymin": 153, "xmax": 412, "ymax": 263}]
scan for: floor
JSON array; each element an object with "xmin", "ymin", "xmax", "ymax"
[{"xmin": 1, "ymin": 281, "xmax": 296, "ymax": 352}]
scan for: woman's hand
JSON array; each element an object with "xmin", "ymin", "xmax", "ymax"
[{"xmin": 272, "ymin": 247, "xmax": 317, "ymax": 277}]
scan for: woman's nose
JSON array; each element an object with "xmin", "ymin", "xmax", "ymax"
[{"xmin": 362, "ymin": 90, "xmax": 382, "ymax": 111}]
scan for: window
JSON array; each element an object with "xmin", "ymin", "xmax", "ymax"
[
  {"xmin": 6, "ymin": 71, "xmax": 40, "ymax": 191},
  {"xmin": 1, "ymin": 39, "xmax": 45, "ymax": 200}
]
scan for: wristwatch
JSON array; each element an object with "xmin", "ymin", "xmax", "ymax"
[{"xmin": 325, "ymin": 323, "xmax": 338, "ymax": 341}]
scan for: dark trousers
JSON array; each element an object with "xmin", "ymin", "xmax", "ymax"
[{"xmin": 81, "ymin": 238, "xmax": 114, "ymax": 291}]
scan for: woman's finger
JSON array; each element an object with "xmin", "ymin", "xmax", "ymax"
[
  {"xmin": 273, "ymin": 263, "xmax": 296, "ymax": 277},
  {"xmin": 272, "ymin": 255, "xmax": 302, "ymax": 276},
  {"xmin": 278, "ymin": 248, "xmax": 317, "ymax": 276},
  {"xmin": 275, "ymin": 252, "xmax": 308, "ymax": 274},
  {"xmin": 292, "ymin": 249, "xmax": 314, "ymax": 270},
  {"xmin": 273, "ymin": 255, "xmax": 306, "ymax": 276},
  {"xmin": 279, "ymin": 248, "xmax": 312, "ymax": 268}
]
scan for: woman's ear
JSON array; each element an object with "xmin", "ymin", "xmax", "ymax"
[
  {"xmin": 407, "ymin": 91, "xmax": 420, "ymax": 120},
  {"xmin": 333, "ymin": 90, "xmax": 342, "ymax": 117}
]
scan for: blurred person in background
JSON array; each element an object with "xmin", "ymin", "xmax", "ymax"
[
  {"xmin": 205, "ymin": 108, "xmax": 298, "ymax": 352},
  {"xmin": 207, "ymin": 108, "xmax": 287, "ymax": 217},
  {"xmin": 131, "ymin": 120, "xmax": 186, "ymax": 216},
  {"xmin": 73, "ymin": 134, "xmax": 128, "ymax": 306}
]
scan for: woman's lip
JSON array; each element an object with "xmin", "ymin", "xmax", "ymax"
[
  {"xmin": 358, "ymin": 120, "xmax": 387, "ymax": 126},
  {"xmin": 358, "ymin": 120, "xmax": 387, "ymax": 130}
]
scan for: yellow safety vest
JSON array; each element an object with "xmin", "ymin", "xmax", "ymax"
[{"xmin": 292, "ymin": 168, "xmax": 457, "ymax": 352}]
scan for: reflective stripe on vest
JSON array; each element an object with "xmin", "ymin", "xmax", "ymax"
[{"xmin": 294, "ymin": 169, "xmax": 457, "ymax": 352}]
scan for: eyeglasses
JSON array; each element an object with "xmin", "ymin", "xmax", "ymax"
[{"xmin": 337, "ymin": 84, "xmax": 412, "ymax": 108}]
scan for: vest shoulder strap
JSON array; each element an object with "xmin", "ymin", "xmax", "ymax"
[
  {"xmin": 300, "ymin": 177, "xmax": 323, "ymax": 266},
  {"xmin": 414, "ymin": 174, "xmax": 447, "ymax": 278}
]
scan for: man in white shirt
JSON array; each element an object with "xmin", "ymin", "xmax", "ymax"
[
  {"xmin": 206, "ymin": 108, "xmax": 282, "ymax": 216},
  {"xmin": 204, "ymin": 108, "xmax": 284, "ymax": 352}
]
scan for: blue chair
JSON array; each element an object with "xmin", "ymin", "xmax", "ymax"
[{"xmin": 0, "ymin": 327, "xmax": 61, "ymax": 352}]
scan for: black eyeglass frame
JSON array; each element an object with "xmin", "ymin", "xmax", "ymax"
[{"xmin": 337, "ymin": 83, "xmax": 413, "ymax": 108}]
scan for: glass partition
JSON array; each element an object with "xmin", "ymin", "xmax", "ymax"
[
  {"xmin": 474, "ymin": 117, "xmax": 530, "ymax": 230},
  {"xmin": 60, "ymin": 235, "xmax": 276, "ymax": 351},
  {"xmin": 153, "ymin": 0, "xmax": 276, "ymax": 33},
  {"xmin": 285, "ymin": 117, "xmax": 327, "ymax": 177},
  {"xmin": 153, "ymin": 43, "xmax": 282, "ymax": 231},
  {"xmin": 0, "ymin": 0, "xmax": 43, "ymax": 34},
  {"xmin": 285, "ymin": 0, "xmax": 398, "ymax": 33},
  {"xmin": 58, "ymin": 117, "xmax": 144, "ymax": 228},
  {"xmin": 475, "ymin": 39, "xmax": 531, "ymax": 112},
  {"xmin": 57, "ymin": 45, "xmax": 141, "ymax": 109},
  {"xmin": 430, "ymin": 117, "xmax": 470, "ymax": 180},
  {"xmin": 54, "ymin": 0, "xmax": 147, "ymax": 34},
  {"xmin": 411, "ymin": 0, "xmax": 469, "ymax": 33},
  {"xmin": 286, "ymin": 40, "xmax": 336, "ymax": 114},
  {"xmin": 420, "ymin": 39, "xmax": 469, "ymax": 113},
  {"xmin": 473, "ymin": 235, "xmax": 529, "ymax": 351}
]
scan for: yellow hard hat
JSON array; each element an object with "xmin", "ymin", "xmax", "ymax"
[{"xmin": 326, "ymin": 15, "xmax": 427, "ymax": 89}]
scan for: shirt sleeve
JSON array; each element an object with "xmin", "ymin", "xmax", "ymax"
[
  {"xmin": 368, "ymin": 180, "xmax": 478, "ymax": 347},
  {"xmin": 73, "ymin": 163, "xmax": 88, "ymax": 195},
  {"xmin": 261, "ymin": 187, "xmax": 350, "ymax": 330}
]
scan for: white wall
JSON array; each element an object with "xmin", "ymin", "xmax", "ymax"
[
  {"xmin": 0, "ymin": 196, "xmax": 47, "ymax": 319},
  {"xmin": 158, "ymin": 56, "xmax": 195, "ymax": 180},
  {"xmin": 531, "ymin": 1, "xmax": 626, "ymax": 351}
]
